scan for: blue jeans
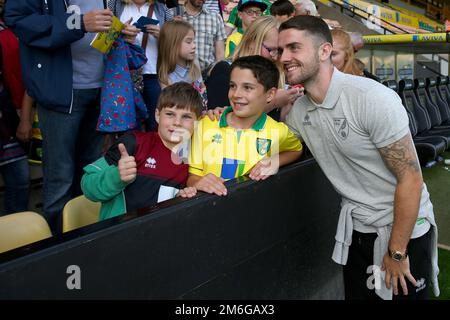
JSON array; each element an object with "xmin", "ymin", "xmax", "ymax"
[
  {"xmin": 38, "ymin": 88, "xmax": 103, "ymax": 234},
  {"xmin": 0, "ymin": 157, "xmax": 30, "ymax": 214},
  {"xmin": 142, "ymin": 74, "xmax": 161, "ymax": 132}
]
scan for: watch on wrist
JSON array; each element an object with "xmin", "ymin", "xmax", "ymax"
[{"xmin": 389, "ymin": 249, "xmax": 408, "ymax": 262}]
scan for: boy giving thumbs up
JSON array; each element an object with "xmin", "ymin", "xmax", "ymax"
[{"xmin": 81, "ymin": 83, "xmax": 200, "ymax": 220}]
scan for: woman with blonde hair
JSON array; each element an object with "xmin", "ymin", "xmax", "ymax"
[
  {"xmin": 331, "ymin": 29, "xmax": 361, "ymax": 76},
  {"xmin": 111, "ymin": 0, "xmax": 173, "ymax": 131},
  {"xmin": 207, "ymin": 15, "xmax": 301, "ymax": 121}
]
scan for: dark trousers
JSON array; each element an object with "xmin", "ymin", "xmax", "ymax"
[
  {"xmin": 0, "ymin": 157, "xmax": 30, "ymax": 214},
  {"xmin": 38, "ymin": 88, "xmax": 103, "ymax": 234},
  {"xmin": 344, "ymin": 229, "xmax": 432, "ymax": 300}
]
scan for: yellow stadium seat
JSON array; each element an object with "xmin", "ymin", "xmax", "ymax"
[
  {"xmin": 62, "ymin": 195, "xmax": 100, "ymax": 233},
  {"xmin": 0, "ymin": 211, "xmax": 52, "ymax": 254}
]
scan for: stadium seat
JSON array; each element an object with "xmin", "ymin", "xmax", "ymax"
[
  {"xmin": 62, "ymin": 195, "xmax": 100, "ymax": 233},
  {"xmin": 426, "ymin": 77, "xmax": 450, "ymax": 125},
  {"xmin": 0, "ymin": 211, "xmax": 52, "ymax": 254},
  {"xmin": 412, "ymin": 79, "xmax": 450, "ymax": 148},
  {"xmin": 394, "ymin": 80, "xmax": 446, "ymax": 164},
  {"xmin": 437, "ymin": 76, "xmax": 450, "ymax": 114}
]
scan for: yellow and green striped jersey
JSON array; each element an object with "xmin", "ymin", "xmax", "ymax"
[
  {"xmin": 189, "ymin": 107, "xmax": 302, "ymax": 180},
  {"xmin": 225, "ymin": 30, "xmax": 243, "ymax": 58}
]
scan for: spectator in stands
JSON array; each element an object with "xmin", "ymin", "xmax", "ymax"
[
  {"xmin": 225, "ymin": 0, "xmax": 271, "ymax": 35},
  {"xmin": 204, "ymin": 0, "xmax": 229, "ymax": 18},
  {"xmin": 188, "ymin": 55, "xmax": 302, "ymax": 196},
  {"xmin": 354, "ymin": 58, "xmax": 381, "ymax": 82},
  {"xmin": 207, "ymin": 16, "xmax": 302, "ymax": 121},
  {"xmin": 157, "ymin": 20, "xmax": 207, "ymax": 106},
  {"xmin": 225, "ymin": 0, "xmax": 267, "ymax": 58},
  {"xmin": 4, "ymin": 0, "xmax": 138, "ymax": 233},
  {"xmin": 293, "ymin": 0, "xmax": 341, "ymax": 29},
  {"xmin": 279, "ymin": 16, "xmax": 439, "ymax": 300},
  {"xmin": 182, "ymin": 0, "xmax": 227, "ymax": 79},
  {"xmin": 0, "ymin": 6, "xmax": 29, "ymax": 215},
  {"xmin": 111, "ymin": 0, "xmax": 173, "ymax": 132},
  {"xmin": 270, "ymin": 0, "xmax": 295, "ymax": 24},
  {"xmin": 330, "ymin": 29, "xmax": 360, "ymax": 76},
  {"xmin": 82, "ymin": 82, "xmax": 200, "ymax": 221},
  {"xmin": 293, "ymin": 0, "xmax": 317, "ymax": 16}
]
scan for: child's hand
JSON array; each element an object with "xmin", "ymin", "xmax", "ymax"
[
  {"xmin": 249, "ymin": 157, "xmax": 279, "ymax": 181},
  {"xmin": 195, "ymin": 173, "xmax": 227, "ymax": 196},
  {"xmin": 117, "ymin": 143, "xmax": 137, "ymax": 183},
  {"xmin": 177, "ymin": 187, "xmax": 197, "ymax": 198},
  {"xmin": 202, "ymin": 106, "xmax": 226, "ymax": 121}
]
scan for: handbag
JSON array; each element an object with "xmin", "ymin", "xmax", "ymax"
[{"xmin": 130, "ymin": 3, "xmax": 154, "ymax": 93}]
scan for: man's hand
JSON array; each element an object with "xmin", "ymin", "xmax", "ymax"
[
  {"xmin": 145, "ymin": 24, "xmax": 160, "ymax": 39},
  {"xmin": 202, "ymin": 107, "xmax": 226, "ymax": 121},
  {"xmin": 249, "ymin": 157, "xmax": 278, "ymax": 181},
  {"xmin": 83, "ymin": 9, "xmax": 113, "ymax": 33},
  {"xmin": 382, "ymin": 253, "xmax": 417, "ymax": 296},
  {"xmin": 177, "ymin": 187, "xmax": 197, "ymax": 198},
  {"xmin": 122, "ymin": 18, "xmax": 139, "ymax": 43},
  {"xmin": 194, "ymin": 173, "xmax": 227, "ymax": 196},
  {"xmin": 117, "ymin": 143, "xmax": 137, "ymax": 183},
  {"xmin": 16, "ymin": 118, "xmax": 33, "ymax": 143}
]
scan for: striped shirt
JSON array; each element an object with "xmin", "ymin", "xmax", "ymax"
[
  {"xmin": 203, "ymin": 0, "xmax": 220, "ymax": 15},
  {"xmin": 183, "ymin": 7, "xmax": 227, "ymax": 73}
]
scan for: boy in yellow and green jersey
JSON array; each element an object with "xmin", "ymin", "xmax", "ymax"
[{"xmin": 188, "ymin": 55, "xmax": 302, "ymax": 196}]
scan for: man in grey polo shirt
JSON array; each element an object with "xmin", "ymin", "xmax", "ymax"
[{"xmin": 279, "ymin": 16, "xmax": 439, "ymax": 300}]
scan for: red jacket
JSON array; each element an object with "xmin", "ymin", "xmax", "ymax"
[{"xmin": 0, "ymin": 19, "xmax": 24, "ymax": 109}]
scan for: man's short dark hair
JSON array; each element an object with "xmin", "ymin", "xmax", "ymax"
[
  {"xmin": 157, "ymin": 82, "xmax": 203, "ymax": 117},
  {"xmin": 279, "ymin": 15, "xmax": 333, "ymax": 46},
  {"xmin": 230, "ymin": 55, "xmax": 280, "ymax": 91},
  {"xmin": 270, "ymin": 0, "xmax": 295, "ymax": 16}
]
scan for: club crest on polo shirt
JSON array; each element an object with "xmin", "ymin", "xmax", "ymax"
[
  {"xmin": 145, "ymin": 156, "xmax": 156, "ymax": 169},
  {"xmin": 333, "ymin": 118, "xmax": 349, "ymax": 140},
  {"xmin": 303, "ymin": 113, "xmax": 312, "ymax": 126},
  {"xmin": 256, "ymin": 138, "xmax": 272, "ymax": 156}
]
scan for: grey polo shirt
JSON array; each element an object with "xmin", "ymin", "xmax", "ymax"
[{"xmin": 286, "ymin": 69, "xmax": 433, "ymax": 237}]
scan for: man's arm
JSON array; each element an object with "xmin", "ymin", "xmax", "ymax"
[
  {"xmin": 378, "ymin": 132, "xmax": 422, "ymax": 295},
  {"xmin": 4, "ymin": 0, "xmax": 84, "ymax": 49},
  {"xmin": 5, "ymin": 0, "xmax": 112, "ymax": 49}
]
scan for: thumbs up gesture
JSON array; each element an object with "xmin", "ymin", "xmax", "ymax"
[{"xmin": 118, "ymin": 143, "xmax": 137, "ymax": 183}]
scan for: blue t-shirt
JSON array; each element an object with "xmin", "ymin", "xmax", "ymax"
[
  {"xmin": 68, "ymin": 0, "xmax": 105, "ymax": 89},
  {"xmin": 168, "ymin": 64, "xmax": 202, "ymax": 88}
]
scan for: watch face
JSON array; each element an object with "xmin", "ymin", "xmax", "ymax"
[
  {"xmin": 393, "ymin": 253, "xmax": 403, "ymax": 261},
  {"xmin": 391, "ymin": 251, "xmax": 406, "ymax": 261}
]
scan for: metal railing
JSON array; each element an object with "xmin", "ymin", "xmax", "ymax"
[{"xmin": 328, "ymin": 0, "xmax": 411, "ymax": 35}]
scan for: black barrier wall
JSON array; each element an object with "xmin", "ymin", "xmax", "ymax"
[{"xmin": 0, "ymin": 158, "xmax": 343, "ymax": 299}]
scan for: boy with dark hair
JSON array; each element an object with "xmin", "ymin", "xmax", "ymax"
[
  {"xmin": 82, "ymin": 82, "xmax": 201, "ymax": 220},
  {"xmin": 188, "ymin": 55, "xmax": 302, "ymax": 196},
  {"xmin": 270, "ymin": 0, "xmax": 295, "ymax": 23}
]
